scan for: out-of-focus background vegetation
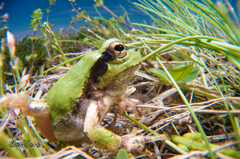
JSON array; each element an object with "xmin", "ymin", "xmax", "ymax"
[{"xmin": 1, "ymin": 0, "xmax": 240, "ymax": 158}]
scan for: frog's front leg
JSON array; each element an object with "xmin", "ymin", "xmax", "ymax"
[
  {"xmin": 84, "ymin": 97, "xmax": 150, "ymax": 153},
  {"xmin": 115, "ymin": 87, "xmax": 141, "ymax": 118},
  {"xmin": 84, "ymin": 98, "xmax": 122, "ymax": 153}
]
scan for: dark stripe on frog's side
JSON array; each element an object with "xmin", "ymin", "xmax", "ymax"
[
  {"xmin": 89, "ymin": 49, "xmax": 116, "ymax": 83},
  {"xmin": 85, "ymin": 50, "xmax": 115, "ymax": 99}
]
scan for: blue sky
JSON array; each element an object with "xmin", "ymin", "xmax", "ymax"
[
  {"xmin": 2, "ymin": 0, "xmax": 147, "ymax": 40},
  {"xmin": 1, "ymin": 0, "xmax": 238, "ymax": 40}
]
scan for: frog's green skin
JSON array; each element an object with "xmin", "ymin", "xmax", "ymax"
[{"xmin": 28, "ymin": 38, "xmax": 141, "ymax": 152}]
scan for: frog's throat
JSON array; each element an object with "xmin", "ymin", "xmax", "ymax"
[{"xmin": 95, "ymin": 64, "xmax": 140, "ymax": 96}]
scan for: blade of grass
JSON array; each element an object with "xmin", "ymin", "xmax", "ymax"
[
  {"xmin": 0, "ymin": 131, "xmax": 25, "ymax": 158},
  {"xmin": 156, "ymin": 56, "xmax": 216, "ymax": 159},
  {"xmin": 134, "ymin": 2, "xmax": 201, "ymax": 35},
  {"xmin": 203, "ymin": 0, "xmax": 240, "ymax": 45},
  {"xmin": 43, "ymin": 54, "xmax": 85, "ymax": 74},
  {"xmin": 141, "ymin": 35, "xmax": 225, "ymax": 62}
]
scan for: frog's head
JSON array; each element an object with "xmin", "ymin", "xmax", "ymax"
[
  {"xmin": 93, "ymin": 38, "xmax": 141, "ymax": 89},
  {"xmin": 98, "ymin": 38, "xmax": 128, "ymax": 59}
]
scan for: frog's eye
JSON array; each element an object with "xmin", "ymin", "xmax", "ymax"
[{"xmin": 109, "ymin": 41, "xmax": 127, "ymax": 58}]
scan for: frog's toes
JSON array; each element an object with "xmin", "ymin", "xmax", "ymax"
[
  {"xmin": 115, "ymin": 87, "xmax": 141, "ymax": 117},
  {"xmin": 122, "ymin": 135, "xmax": 167, "ymax": 152},
  {"xmin": 0, "ymin": 92, "xmax": 32, "ymax": 115},
  {"xmin": 118, "ymin": 98, "xmax": 141, "ymax": 118},
  {"xmin": 121, "ymin": 136, "xmax": 145, "ymax": 152}
]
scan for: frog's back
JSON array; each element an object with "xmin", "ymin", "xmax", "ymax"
[{"xmin": 46, "ymin": 51, "xmax": 101, "ymax": 122}]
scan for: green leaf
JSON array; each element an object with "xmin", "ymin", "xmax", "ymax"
[
  {"xmin": 149, "ymin": 64, "xmax": 198, "ymax": 83},
  {"xmin": 118, "ymin": 16, "xmax": 125, "ymax": 23},
  {"xmin": 183, "ymin": 133, "xmax": 202, "ymax": 140},
  {"xmin": 50, "ymin": 44, "xmax": 59, "ymax": 52},
  {"xmin": 178, "ymin": 67, "xmax": 199, "ymax": 83},
  {"xmin": 94, "ymin": 0, "xmax": 103, "ymax": 6},
  {"xmin": 76, "ymin": 10, "xmax": 86, "ymax": 20},
  {"xmin": 227, "ymin": 55, "xmax": 240, "ymax": 70},
  {"xmin": 149, "ymin": 68, "xmax": 170, "ymax": 82},
  {"xmin": 48, "ymin": 0, "xmax": 56, "ymax": 5},
  {"xmin": 45, "ymin": 8, "xmax": 50, "ymax": 13},
  {"xmin": 116, "ymin": 149, "xmax": 128, "ymax": 159},
  {"xmin": 168, "ymin": 63, "xmax": 194, "ymax": 82}
]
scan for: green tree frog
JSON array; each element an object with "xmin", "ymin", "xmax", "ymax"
[{"xmin": 1, "ymin": 38, "xmax": 151, "ymax": 153}]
